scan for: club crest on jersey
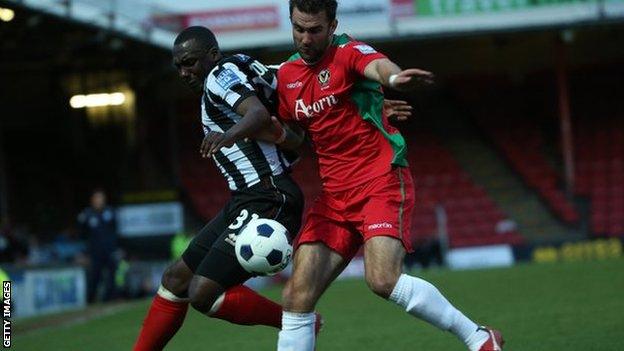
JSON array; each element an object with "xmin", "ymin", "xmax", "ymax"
[{"xmin": 317, "ymin": 68, "xmax": 330, "ymax": 88}]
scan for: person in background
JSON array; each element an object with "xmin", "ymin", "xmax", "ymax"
[{"xmin": 78, "ymin": 189, "xmax": 118, "ymax": 303}]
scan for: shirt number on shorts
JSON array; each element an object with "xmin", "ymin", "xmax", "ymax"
[{"xmin": 228, "ymin": 209, "xmax": 260, "ymax": 231}]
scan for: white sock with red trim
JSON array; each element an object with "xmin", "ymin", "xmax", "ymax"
[{"xmin": 389, "ymin": 274, "xmax": 489, "ymax": 351}]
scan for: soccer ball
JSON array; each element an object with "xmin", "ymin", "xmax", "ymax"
[{"xmin": 235, "ymin": 218, "xmax": 292, "ymax": 275}]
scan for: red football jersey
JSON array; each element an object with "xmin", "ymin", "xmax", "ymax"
[{"xmin": 278, "ymin": 34, "xmax": 408, "ymax": 192}]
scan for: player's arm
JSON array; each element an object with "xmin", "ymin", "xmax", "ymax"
[
  {"xmin": 201, "ymin": 95, "xmax": 272, "ymax": 158},
  {"xmin": 363, "ymin": 58, "xmax": 434, "ymax": 92},
  {"xmin": 251, "ymin": 117, "xmax": 306, "ymax": 150}
]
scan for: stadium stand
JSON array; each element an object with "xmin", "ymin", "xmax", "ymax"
[
  {"xmin": 480, "ymin": 118, "xmax": 580, "ymax": 224},
  {"xmin": 575, "ymin": 116, "xmax": 624, "ymax": 237},
  {"xmin": 406, "ymin": 129, "xmax": 524, "ymax": 248},
  {"xmin": 453, "ymin": 79, "xmax": 581, "ymax": 226}
]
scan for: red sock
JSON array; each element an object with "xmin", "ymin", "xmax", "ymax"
[
  {"xmin": 211, "ymin": 285, "xmax": 282, "ymax": 328},
  {"xmin": 133, "ymin": 294, "xmax": 189, "ymax": 351}
]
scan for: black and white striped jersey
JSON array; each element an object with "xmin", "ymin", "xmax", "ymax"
[{"xmin": 201, "ymin": 54, "xmax": 297, "ymax": 191}]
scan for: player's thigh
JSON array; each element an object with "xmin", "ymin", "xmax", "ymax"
[
  {"xmin": 270, "ymin": 174, "xmax": 305, "ymax": 236},
  {"xmin": 283, "ymin": 242, "xmax": 348, "ymax": 312},
  {"xmin": 358, "ymin": 167, "xmax": 416, "ymax": 253},
  {"xmin": 195, "ymin": 242, "xmax": 254, "ymax": 290},
  {"xmin": 236, "ymin": 174, "xmax": 304, "ymax": 240},
  {"xmin": 181, "ymin": 208, "xmax": 229, "ymax": 274}
]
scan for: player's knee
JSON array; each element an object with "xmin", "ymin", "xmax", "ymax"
[
  {"xmin": 188, "ymin": 284, "xmax": 218, "ymax": 314},
  {"xmin": 366, "ymin": 272, "xmax": 399, "ymax": 299},
  {"xmin": 161, "ymin": 261, "xmax": 191, "ymax": 296}
]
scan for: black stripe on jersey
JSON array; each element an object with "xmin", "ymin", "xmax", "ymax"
[
  {"xmin": 245, "ymin": 141, "xmax": 273, "ymax": 178},
  {"xmin": 205, "ymin": 94, "xmax": 238, "ymax": 126},
  {"xmin": 230, "ymin": 87, "xmax": 256, "ymax": 111},
  {"xmin": 203, "ymin": 95, "xmax": 273, "ymax": 181},
  {"xmin": 213, "ymin": 151, "xmax": 247, "ymax": 189}
]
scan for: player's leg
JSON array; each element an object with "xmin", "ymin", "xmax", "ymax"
[
  {"xmin": 364, "ymin": 237, "xmax": 492, "ymax": 351},
  {"xmin": 361, "ymin": 168, "xmax": 502, "ymax": 351},
  {"xmin": 189, "ymin": 235, "xmax": 287, "ymax": 327},
  {"xmin": 133, "ymin": 259, "xmax": 193, "ymax": 351},
  {"xmin": 278, "ymin": 242, "xmax": 349, "ymax": 351},
  {"xmin": 198, "ymin": 173, "xmax": 307, "ymax": 327},
  {"xmin": 133, "ymin": 212, "xmax": 226, "ymax": 351},
  {"xmin": 278, "ymin": 203, "xmax": 360, "ymax": 351}
]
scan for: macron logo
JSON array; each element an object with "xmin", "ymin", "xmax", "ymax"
[
  {"xmin": 367, "ymin": 222, "xmax": 393, "ymax": 231},
  {"xmin": 287, "ymin": 81, "xmax": 303, "ymax": 89},
  {"xmin": 294, "ymin": 95, "xmax": 338, "ymax": 120}
]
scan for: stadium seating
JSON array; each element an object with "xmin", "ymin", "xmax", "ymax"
[
  {"xmin": 481, "ymin": 120, "xmax": 580, "ymax": 224},
  {"xmin": 574, "ymin": 116, "xmax": 624, "ymax": 237},
  {"xmin": 452, "ymin": 78, "xmax": 580, "ymax": 225},
  {"xmin": 406, "ymin": 130, "xmax": 524, "ymax": 248}
]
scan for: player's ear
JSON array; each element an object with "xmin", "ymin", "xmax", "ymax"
[
  {"xmin": 329, "ymin": 19, "xmax": 337, "ymax": 36},
  {"xmin": 208, "ymin": 46, "xmax": 220, "ymax": 62}
]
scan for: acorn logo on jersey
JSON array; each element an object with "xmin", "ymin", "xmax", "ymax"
[
  {"xmin": 294, "ymin": 95, "xmax": 338, "ymax": 120},
  {"xmin": 317, "ymin": 69, "xmax": 330, "ymax": 88}
]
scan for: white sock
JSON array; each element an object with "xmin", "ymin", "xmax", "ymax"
[
  {"xmin": 389, "ymin": 274, "xmax": 489, "ymax": 351},
  {"xmin": 157, "ymin": 285, "xmax": 189, "ymax": 303},
  {"xmin": 277, "ymin": 311, "xmax": 316, "ymax": 351}
]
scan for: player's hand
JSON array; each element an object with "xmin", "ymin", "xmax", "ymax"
[
  {"xmin": 383, "ymin": 99, "xmax": 413, "ymax": 122},
  {"xmin": 390, "ymin": 68, "xmax": 434, "ymax": 92},
  {"xmin": 200, "ymin": 131, "xmax": 236, "ymax": 158},
  {"xmin": 270, "ymin": 116, "xmax": 287, "ymax": 143}
]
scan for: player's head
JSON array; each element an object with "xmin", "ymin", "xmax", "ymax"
[
  {"xmin": 289, "ymin": 0, "xmax": 338, "ymax": 65},
  {"xmin": 172, "ymin": 26, "xmax": 221, "ymax": 92}
]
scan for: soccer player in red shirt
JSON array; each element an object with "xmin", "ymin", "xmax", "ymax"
[{"xmin": 271, "ymin": 1, "xmax": 505, "ymax": 350}]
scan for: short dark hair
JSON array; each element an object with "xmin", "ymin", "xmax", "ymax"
[
  {"xmin": 174, "ymin": 26, "xmax": 219, "ymax": 50},
  {"xmin": 289, "ymin": 0, "xmax": 337, "ymax": 22}
]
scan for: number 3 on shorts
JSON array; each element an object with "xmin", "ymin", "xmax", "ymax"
[{"xmin": 228, "ymin": 209, "xmax": 260, "ymax": 231}]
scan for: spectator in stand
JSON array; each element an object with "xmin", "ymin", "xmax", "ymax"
[{"xmin": 78, "ymin": 189, "xmax": 118, "ymax": 303}]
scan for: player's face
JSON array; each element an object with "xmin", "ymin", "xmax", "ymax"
[
  {"xmin": 291, "ymin": 8, "xmax": 337, "ymax": 65},
  {"xmin": 172, "ymin": 40, "xmax": 217, "ymax": 92}
]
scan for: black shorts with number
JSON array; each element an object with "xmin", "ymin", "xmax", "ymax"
[{"xmin": 182, "ymin": 173, "xmax": 304, "ymax": 288}]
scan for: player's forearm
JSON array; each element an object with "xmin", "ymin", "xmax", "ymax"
[
  {"xmin": 365, "ymin": 58, "xmax": 402, "ymax": 88},
  {"xmin": 253, "ymin": 122, "xmax": 305, "ymax": 150},
  {"xmin": 227, "ymin": 107, "xmax": 272, "ymax": 142},
  {"xmin": 277, "ymin": 126, "xmax": 305, "ymax": 150}
]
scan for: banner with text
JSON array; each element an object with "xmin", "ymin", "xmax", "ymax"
[{"xmin": 117, "ymin": 202, "xmax": 183, "ymax": 237}]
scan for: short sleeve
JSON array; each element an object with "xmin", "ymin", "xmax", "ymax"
[
  {"xmin": 276, "ymin": 68, "xmax": 293, "ymax": 121},
  {"xmin": 343, "ymin": 41, "xmax": 387, "ymax": 76},
  {"xmin": 205, "ymin": 62, "xmax": 256, "ymax": 110}
]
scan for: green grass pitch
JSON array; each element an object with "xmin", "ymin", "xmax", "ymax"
[{"xmin": 15, "ymin": 259, "xmax": 624, "ymax": 350}]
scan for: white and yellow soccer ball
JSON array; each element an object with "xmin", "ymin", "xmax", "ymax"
[{"xmin": 235, "ymin": 218, "xmax": 292, "ymax": 275}]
